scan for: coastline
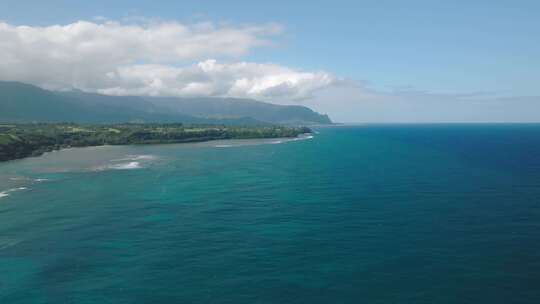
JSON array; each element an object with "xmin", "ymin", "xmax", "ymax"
[{"xmin": 0, "ymin": 124, "xmax": 313, "ymax": 163}]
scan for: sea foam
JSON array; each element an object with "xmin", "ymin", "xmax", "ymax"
[
  {"xmin": 110, "ymin": 162, "xmax": 142, "ymax": 170},
  {"xmin": 112, "ymin": 154, "xmax": 156, "ymax": 162},
  {"xmin": 94, "ymin": 161, "xmax": 142, "ymax": 171},
  {"xmin": 93, "ymin": 154, "xmax": 157, "ymax": 171},
  {"xmin": 0, "ymin": 187, "xmax": 28, "ymax": 199}
]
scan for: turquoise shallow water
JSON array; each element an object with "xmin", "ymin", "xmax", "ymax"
[{"xmin": 1, "ymin": 125, "xmax": 540, "ymax": 303}]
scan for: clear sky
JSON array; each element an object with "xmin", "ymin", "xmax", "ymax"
[{"xmin": 1, "ymin": 0, "xmax": 539, "ymax": 122}]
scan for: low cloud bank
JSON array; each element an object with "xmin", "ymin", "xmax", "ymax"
[{"xmin": 0, "ymin": 20, "xmax": 335, "ymax": 100}]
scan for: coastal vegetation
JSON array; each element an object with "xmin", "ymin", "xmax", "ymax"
[{"xmin": 0, "ymin": 123, "xmax": 311, "ymax": 162}]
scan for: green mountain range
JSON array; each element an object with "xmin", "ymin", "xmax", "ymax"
[{"xmin": 0, "ymin": 81, "xmax": 332, "ymax": 125}]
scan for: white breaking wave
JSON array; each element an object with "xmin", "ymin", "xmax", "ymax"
[
  {"xmin": 212, "ymin": 134, "xmax": 314, "ymax": 148},
  {"xmin": 93, "ymin": 154, "xmax": 158, "ymax": 171},
  {"xmin": 0, "ymin": 187, "xmax": 28, "ymax": 199},
  {"xmin": 110, "ymin": 162, "xmax": 142, "ymax": 170},
  {"xmin": 111, "ymin": 154, "xmax": 157, "ymax": 162},
  {"xmin": 291, "ymin": 134, "xmax": 314, "ymax": 141},
  {"xmin": 10, "ymin": 177, "xmax": 50, "ymax": 183},
  {"xmin": 270, "ymin": 134, "xmax": 313, "ymax": 144},
  {"xmin": 94, "ymin": 161, "xmax": 143, "ymax": 171}
]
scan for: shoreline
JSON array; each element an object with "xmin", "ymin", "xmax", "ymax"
[{"xmin": 0, "ymin": 131, "xmax": 313, "ymax": 163}]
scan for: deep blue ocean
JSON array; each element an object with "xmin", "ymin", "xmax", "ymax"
[{"xmin": 1, "ymin": 125, "xmax": 539, "ymax": 303}]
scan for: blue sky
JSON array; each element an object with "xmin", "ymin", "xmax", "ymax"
[{"xmin": 1, "ymin": 0, "xmax": 539, "ymax": 122}]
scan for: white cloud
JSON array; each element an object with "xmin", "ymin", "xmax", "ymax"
[
  {"xmin": 0, "ymin": 20, "xmax": 335, "ymax": 100},
  {"xmin": 99, "ymin": 60, "xmax": 335, "ymax": 100}
]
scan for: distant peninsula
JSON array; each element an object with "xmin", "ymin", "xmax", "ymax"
[
  {"xmin": 0, "ymin": 81, "xmax": 332, "ymax": 126},
  {"xmin": 0, "ymin": 123, "xmax": 312, "ymax": 162}
]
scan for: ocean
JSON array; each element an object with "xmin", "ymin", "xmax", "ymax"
[{"xmin": 1, "ymin": 124, "xmax": 539, "ymax": 303}]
